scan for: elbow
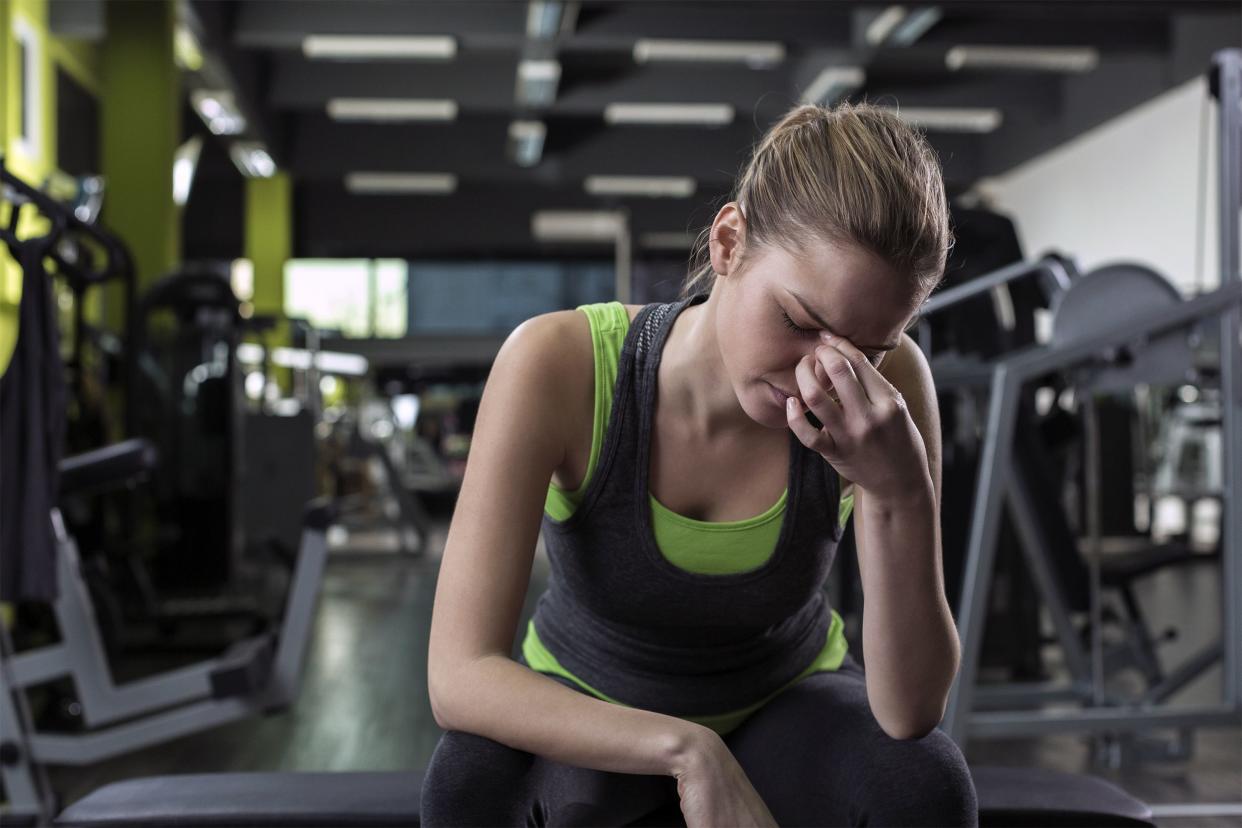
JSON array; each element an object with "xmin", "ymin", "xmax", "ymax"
[
  {"xmin": 879, "ymin": 717, "xmax": 941, "ymax": 741},
  {"xmin": 877, "ymin": 703, "xmax": 947, "ymax": 741}
]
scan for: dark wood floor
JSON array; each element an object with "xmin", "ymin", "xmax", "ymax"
[{"xmin": 46, "ymin": 521, "xmax": 1241, "ymax": 827}]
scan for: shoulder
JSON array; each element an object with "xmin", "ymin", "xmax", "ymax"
[
  {"xmin": 497, "ymin": 310, "xmax": 593, "ymax": 398},
  {"xmin": 623, "ymin": 303, "xmax": 642, "ymax": 323},
  {"xmin": 878, "ymin": 333, "xmax": 937, "ymax": 419}
]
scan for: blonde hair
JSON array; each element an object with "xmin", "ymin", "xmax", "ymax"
[{"xmin": 679, "ymin": 102, "xmax": 952, "ymax": 300}]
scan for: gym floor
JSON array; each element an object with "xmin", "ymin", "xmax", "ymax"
[{"xmin": 50, "ymin": 519, "xmax": 1240, "ymax": 827}]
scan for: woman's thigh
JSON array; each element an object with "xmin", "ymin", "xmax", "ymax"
[
  {"xmin": 420, "ymin": 672, "xmax": 678, "ymax": 827},
  {"xmin": 723, "ymin": 656, "xmax": 978, "ymax": 827}
]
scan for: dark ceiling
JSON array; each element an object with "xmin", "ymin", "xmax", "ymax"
[{"xmin": 166, "ymin": 1, "xmax": 1242, "ymax": 261}]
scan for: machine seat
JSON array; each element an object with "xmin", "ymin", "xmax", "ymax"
[{"xmin": 55, "ymin": 765, "xmax": 1154, "ymax": 827}]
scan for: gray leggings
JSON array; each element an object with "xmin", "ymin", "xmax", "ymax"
[{"xmin": 421, "ymin": 654, "xmax": 978, "ymax": 827}]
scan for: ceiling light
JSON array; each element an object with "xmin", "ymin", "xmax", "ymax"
[
  {"xmin": 603, "ymin": 103, "xmax": 734, "ymax": 126},
  {"xmin": 640, "ymin": 232, "xmax": 696, "ymax": 250},
  {"xmin": 345, "ymin": 172, "xmax": 458, "ymax": 194},
  {"xmin": 527, "ymin": 1, "xmax": 575, "ymax": 39},
  {"xmin": 584, "ymin": 176, "xmax": 696, "ymax": 198},
  {"xmin": 886, "ymin": 106, "xmax": 1003, "ymax": 133},
  {"xmin": 866, "ymin": 6, "xmax": 942, "ymax": 47},
  {"xmin": 945, "ymin": 46, "xmax": 1100, "ymax": 73},
  {"xmin": 302, "ymin": 35, "xmax": 456, "ymax": 60},
  {"xmin": 173, "ymin": 136, "xmax": 203, "ymax": 206},
  {"xmin": 508, "ymin": 120, "xmax": 547, "ymax": 167},
  {"xmin": 230, "ymin": 142, "xmax": 277, "ymax": 178},
  {"xmin": 800, "ymin": 66, "xmax": 865, "ymax": 106},
  {"xmin": 516, "ymin": 59, "xmax": 561, "ymax": 107},
  {"xmin": 174, "ymin": 23, "xmax": 204, "ymax": 71},
  {"xmin": 326, "ymin": 98, "xmax": 458, "ymax": 121},
  {"xmin": 532, "ymin": 210, "xmax": 625, "ymax": 242},
  {"xmin": 633, "ymin": 38, "xmax": 785, "ymax": 68},
  {"xmin": 191, "ymin": 89, "xmax": 246, "ymax": 135}
]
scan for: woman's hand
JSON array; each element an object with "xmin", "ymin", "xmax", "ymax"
[
  {"xmin": 785, "ymin": 332, "xmax": 929, "ymax": 501},
  {"xmin": 673, "ymin": 729, "xmax": 778, "ymax": 828}
]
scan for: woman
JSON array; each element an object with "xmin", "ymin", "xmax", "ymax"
[{"xmin": 423, "ymin": 102, "xmax": 977, "ymax": 827}]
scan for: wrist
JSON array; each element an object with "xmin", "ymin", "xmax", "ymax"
[
  {"xmin": 865, "ymin": 473, "xmax": 935, "ymax": 511},
  {"xmin": 665, "ymin": 722, "xmax": 722, "ymax": 778}
]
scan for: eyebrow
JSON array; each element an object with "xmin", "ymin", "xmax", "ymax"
[{"xmin": 786, "ymin": 290, "xmax": 901, "ymax": 352}]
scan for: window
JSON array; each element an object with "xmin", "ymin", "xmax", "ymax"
[
  {"xmin": 284, "ymin": 258, "xmax": 408, "ymax": 338},
  {"xmin": 407, "ymin": 261, "xmax": 613, "ymax": 334}
]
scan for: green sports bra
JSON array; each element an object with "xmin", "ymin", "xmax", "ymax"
[{"xmin": 524, "ymin": 301, "xmax": 854, "ymax": 735}]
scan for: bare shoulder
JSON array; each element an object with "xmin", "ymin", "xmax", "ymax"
[
  {"xmin": 623, "ymin": 303, "xmax": 642, "ymax": 323},
  {"xmin": 503, "ymin": 310, "xmax": 594, "ymax": 398}
]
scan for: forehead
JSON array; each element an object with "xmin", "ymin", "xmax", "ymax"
[{"xmin": 759, "ymin": 239, "xmax": 921, "ymax": 324}]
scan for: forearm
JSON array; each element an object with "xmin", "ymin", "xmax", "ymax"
[
  {"xmin": 432, "ymin": 654, "xmax": 709, "ymax": 777},
  {"xmin": 858, "ymin": 479, "xmax": 960, "ymax": 738}
]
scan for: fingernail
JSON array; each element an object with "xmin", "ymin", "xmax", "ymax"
[
  {"xmin": 786, "ymin": 397, "xmax": 796, "ymax": 412},
  {"xmin": 819, "ymin": 331, "xmax": 835, "ymax": 343}
]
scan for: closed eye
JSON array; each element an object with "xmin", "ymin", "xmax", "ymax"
[
  {"xmin": 782, "ymin": 310, "xmax": 884, "ymax": 366},
  {"xmin": 780, "ymin": 310, "xmax": 817, "ymax": 337}
]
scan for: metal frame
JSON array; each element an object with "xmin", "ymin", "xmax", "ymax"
[
  {"xmin": 938, "ymin": 48, "xmax": 1242, "ymax": 748},
  {"xmin": 0, "ymin": 512, "xmax": 328, "ymax": 824}
]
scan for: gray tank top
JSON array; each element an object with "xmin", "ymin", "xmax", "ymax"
[{"xmin": 529, "ymin": 293, "xmax": 847, "ymax": 717}]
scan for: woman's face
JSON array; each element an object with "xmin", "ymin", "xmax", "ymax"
[{"xmin": 713, "ymin": 238, "xmax": 922, "ymax": 430}]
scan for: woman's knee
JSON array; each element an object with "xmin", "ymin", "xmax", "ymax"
[
  {"xmin": 420, "ymin": 730, "xmax": 535, "ymax": 825},
  {"xmin": 858, "ymin": 728, "xmax": 978, "ymax": 827}
]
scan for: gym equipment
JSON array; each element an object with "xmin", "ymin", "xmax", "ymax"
[
  {"xmin": 52, "ymin": 765, "xmax": 1155, "ymax": 827},
  {"xmin": 939, "ymin": 49, "xmax": 1242, "ymax": 753},
  {"xmin": 48, "ymin": 42, "xmax": 1240, "ymax": 828},
  {"xmin": 0, "ymin": 480, "xmax": 329, "ymax": 825},
  {"xmin": 0, "ymin": 164, "xmax": 330, "ymax": 826}
]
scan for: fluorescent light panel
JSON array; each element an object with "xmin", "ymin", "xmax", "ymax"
[
  {"xmin": 532, "ymin": 210, "xmax": 625, "ymax": 242},
  {"xmin": 526, "ymin": 1, "xmax": 565, "ymax": 39},
  {"xmin": 173, "ymin": 136, "xmax": 203, "ymax": 206},
  {"xmin": 230, "ymin": 142, "xmax": 277, "ymax": 178},
  {"xmin": 887, "ymin": 106, "xmax": 1003, "ymax": 133},
  {"xmin": 800, "ymin": 66, "xmax": 865, "ymax": 105},
  {"xmin": 191, "ymin": 89, "xmax": 246, "ymax": 135},
  {"xmin": 585, "ymin": 175, "xmax": 696, "ymax": 198},
  {"xmin": 516, "ymin": 59, "xmax": 561, "ymax": 107},
  {"xmin": 633, "ymin": 38, "xmax": 785, "ymax": 68},
  {"xmin": 890, "ymin": 7, "xmax": 942, "ymax": 46},
  {"xmin": 508, "ymin": 120, "xmax": 546, "ymax": 167},
  {"xmin": 326, "ymin": 98, "xmax": 458, "ymax": 121},
  {"xmin": 867, "ymin": 6, "xmax": 942, "ymax": 46},
  {"xmin": 302, "ymin": 35, "xmax": 456, "ymax": 60},
  {"xmin": 604, "ymin": 103, "xmax": 734, "ymax": 126},
  {"xmin": 345, "ymin": 172, "xmax": 458, "ymax": 194},
  {"xmin": 640, "ymin": 231, "xmax": 696, "ymax": 250},
  {"xmin": 945, "ymin": 46, "xmax": 1099, "ymax": 73}
]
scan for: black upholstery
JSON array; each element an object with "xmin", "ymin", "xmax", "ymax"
[
  {"xmin": 56, "ymin": 772, "xmax": 424, "ymax": 827},
  {"xmin": 55, "ymin": 765, "xmax": 1154, "ymax": 827},
  {"xmin": 58, "ymin": 438, "xmax": 158, "ymax": 496},
  {"xmin": 972, "ymin": 766, "xmax": 1154, "ymax": 826}
]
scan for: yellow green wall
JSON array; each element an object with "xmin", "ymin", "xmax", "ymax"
[
  {"xmin": 246, "ymin": 172, "xmax": 291, "ymax": 319},
  {"xmin": 100, "ymin": 0, "xmax": 178, "ymax": 330},
  {"xmin": 0, "ymin": 0, "xmax": 101, "ymax": 377}
]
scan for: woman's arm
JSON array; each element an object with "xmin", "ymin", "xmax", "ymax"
[
  {"xmin": 852, "ymin": 334, "xmax": 960, "ymax": 739},
  {"xmin": 426, "ymin": 311, "xmax": 710, "ymax": 776}
]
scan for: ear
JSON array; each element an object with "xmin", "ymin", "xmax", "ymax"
[{"xmin": 708, "ymin": 202, "xmax": 746, "ymax": 278}]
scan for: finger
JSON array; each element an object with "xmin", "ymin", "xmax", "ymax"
[
  {"xmin": 811, "ymin": 343, "xmax": 871, "ymax": 413},
  {"xmin": 819, "ymin": 332, "xmax": 894, "ymax": 402},
  {"xmin": 786, "ymin": 394, "xmax": 838, "ymax": 456},
  {"xmin": 794, "ymin": 354, "xmax": 846, "ymax": 434}
]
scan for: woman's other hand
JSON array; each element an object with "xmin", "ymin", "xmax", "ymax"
[
  {"xmin": 786, "ymin": 332, "xmax": 930, "ymax": 502},
  {"xmin": 671, "ymin": 728, "xmax": 779, "ymax": 828}
]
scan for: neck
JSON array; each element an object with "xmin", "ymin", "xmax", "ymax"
[{"xmin": 659, "ymin": 292, "xmax": 761, "ymax": 439}]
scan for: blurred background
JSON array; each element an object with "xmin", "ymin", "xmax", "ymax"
[{"xmin": 0, "ymin": 2, "xmax": 1239, "ymax": 826}]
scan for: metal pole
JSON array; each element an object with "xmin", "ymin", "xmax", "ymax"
[{"xmin": 1211, "ymin": 49, "xmax": 1241, "ymax": 706}]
